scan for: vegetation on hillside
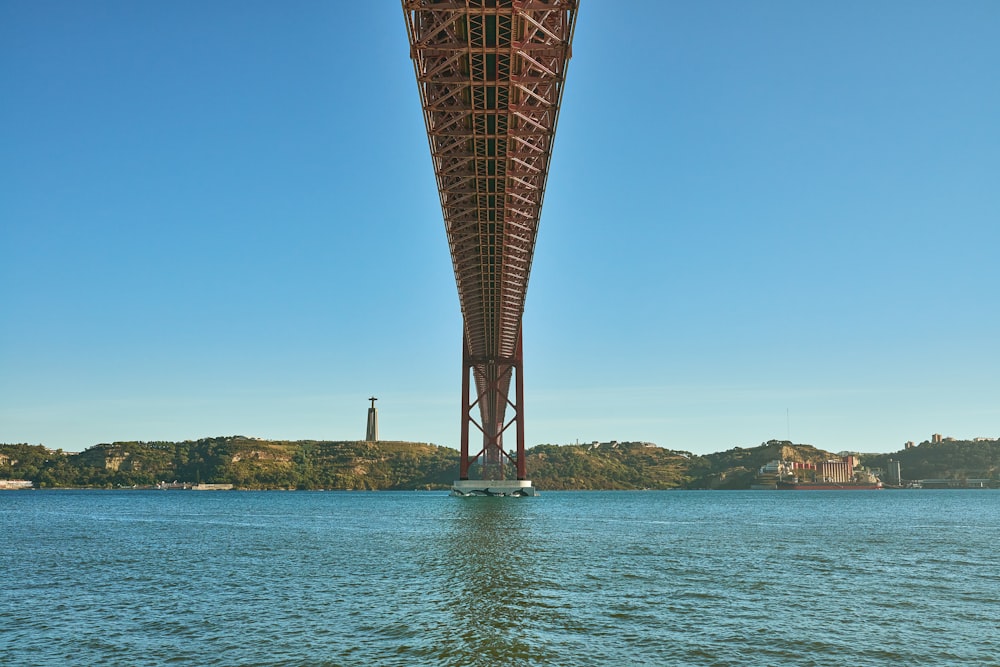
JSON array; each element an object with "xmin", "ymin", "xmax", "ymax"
[
  {"xmin": 862, "ymin": 439, "xmax": 1000, "ymax": 481},
  {"xmin": 0, "ymin": 437, "xmax": 458, "ymax": 490},
  {"xmin": 3, "ymin": 436, "xmax": 997, "ymax": 490},
  {"xmin": 526, "ymin": 441, "xmax": 692, "ymax": 489}
]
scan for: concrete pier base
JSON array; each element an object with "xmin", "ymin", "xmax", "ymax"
[{"xmin": 450, "ymin": 479, "xmax": 537, "ymax": 497}]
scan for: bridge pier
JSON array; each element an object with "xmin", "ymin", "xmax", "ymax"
[
  {"xmin": 454, "ymin": 325, "xmax": 534, "ymax": 496},
  {"xmin": 451, "ymin": 479, "xmax": 537, "ymax": 497}
]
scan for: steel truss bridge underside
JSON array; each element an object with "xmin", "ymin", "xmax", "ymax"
[{"xmin": 403, "ymin": 1, "xmax": 577, "ymax": 485}]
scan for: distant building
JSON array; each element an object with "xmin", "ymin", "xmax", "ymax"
[
  {"xmin": 0, "ymin": 480, "xmax": 34, "ymax": 490},
  {"xmin": 885, "ymin": 460, "xmax": 902, "ymax": 485},
  {"xmin": 819, "ymin": 457, "xmax": 855, "ymax": 483},
  {"xmin": 931, "ymin": 434, "xmax": 943, "ymax": 444},
  {"xmin": 904, "ymin": 441, "xmax": 915, "ymax": 449}
]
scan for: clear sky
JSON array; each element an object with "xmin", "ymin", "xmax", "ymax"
[{"xmin": 2, "ymin": 2, "xmax": 998, "ymax": 456}]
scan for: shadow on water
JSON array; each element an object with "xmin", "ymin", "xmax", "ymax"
[{"xmin": 425, "ymin": 497, "xmax": 553, "ymax": 667}]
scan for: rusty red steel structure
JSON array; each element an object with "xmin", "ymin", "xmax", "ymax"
[{"xmin": 403, "ymin": 1, "xmax": 577, "ymax": 482}]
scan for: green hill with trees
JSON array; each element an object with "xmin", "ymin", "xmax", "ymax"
[
  {"xmin": 861, "ymin": 439, "xmax": 1000, "ymax": 482},
  {"xmin": 0, "ymin": 437, "xmax": 458, "ymax": 490},
  {"xmin": 2, "ymin": 436, "xmax": 998, "ymax": 490},
  {"xmin": 526, "ymin": 441, "xmax": 692, "ymax": 489}
]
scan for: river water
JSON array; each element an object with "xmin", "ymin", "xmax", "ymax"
[{"xmin": 2, "ymin": 489, "xmax": 998, "ymax": 666}]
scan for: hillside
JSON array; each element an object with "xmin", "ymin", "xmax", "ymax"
[
  {"xmin": 0, "ymin": 437, "xmax": 459, "ymax": 490},
  {"xmin": 3, "ymin": 437, "xmax": 998, "ymax": 490},
  {"xmin": 526, "ymin": 441, "xmax": 692, "ymax": 489},
  {"xmin": 862, "ymin": 439, "xmax": 1000, "ymax": 481}
]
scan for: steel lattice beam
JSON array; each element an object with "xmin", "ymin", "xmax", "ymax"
[{"xmin": 404, "ymin": 0, "xmax": 576, "ymax": 481}]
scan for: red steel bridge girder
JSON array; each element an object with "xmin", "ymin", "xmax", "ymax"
[{"xmin": 404, "ymin": 1, "xmax": 576, "ymax": 481}]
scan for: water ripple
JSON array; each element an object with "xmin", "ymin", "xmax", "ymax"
[{"xmin": 2, "ymin": 489, "xmax": 999, "ymax": 665}]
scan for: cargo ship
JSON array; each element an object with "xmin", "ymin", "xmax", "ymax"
[{"xmin": 755, "ymin": 454, "xmax": 883, "ymax": 490}]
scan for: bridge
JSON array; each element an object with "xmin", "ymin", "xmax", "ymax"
[{"xmin": 402, "ymin": 1, "xmax": 578, "ymax": 495}]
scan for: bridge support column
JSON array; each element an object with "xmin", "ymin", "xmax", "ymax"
[
  {"xmin": 452, "ymin": 325, "xmax": 535, "ymax": 497},
  {"xmin": 514, "ymin": 332, "xmax": 527, "ymax": 481},
  {"xmin": 459, "ymin": 338, "xmax": 472, "ymax": 480}
]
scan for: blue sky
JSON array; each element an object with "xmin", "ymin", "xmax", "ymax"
[{"xmin": 2, "ymin": 1, "xmax": 997, "ymax": 455}]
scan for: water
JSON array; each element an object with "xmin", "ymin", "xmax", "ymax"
[{"xmin": 2, "ymin": 490, "xmax": 998, "ymax": 666}]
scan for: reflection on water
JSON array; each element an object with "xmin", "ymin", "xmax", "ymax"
[{"xmin": 431, "ymin": 497, "xmax": 550, "ymax": 666}]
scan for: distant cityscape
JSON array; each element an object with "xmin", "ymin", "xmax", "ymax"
[{"xmin": 752, "ymin": 433, "xmax": 998, "ymax": 491}]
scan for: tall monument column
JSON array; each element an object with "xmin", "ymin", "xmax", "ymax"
[{"xmin": 365, "ymin": 396, "xmax": 378, "ymax": 442}]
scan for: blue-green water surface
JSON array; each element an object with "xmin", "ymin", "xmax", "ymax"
[{"xmin": 2, "ymin": 490, "xmax": 998, "ymax": 666}]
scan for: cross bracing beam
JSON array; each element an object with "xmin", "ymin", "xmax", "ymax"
[{"xmin": 404, "ymin": 0, "xmax": 576, "ymax": 482}]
